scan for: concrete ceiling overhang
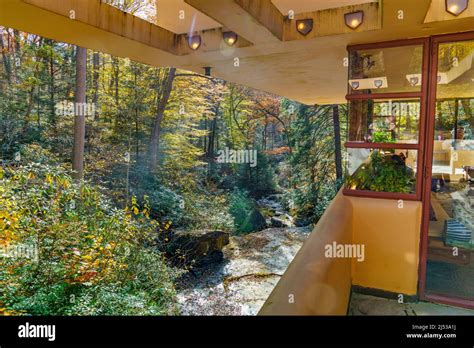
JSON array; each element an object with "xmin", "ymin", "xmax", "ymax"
[
  {"xmin": 155, "ymin": 0, "xmax": 222, "ymax": 34},
  {"xmin": 271, "ymin": 0, "xmax": 377, "ymax": 14},
  {"xmin": 19, "ymin": 0, "xmax": 253, "ymax": 55},
  {"xmin": 1, "ymin": 0, "xmax": 474, "ymax": 104},
  {"xmin": 424, "ymin": 0, "xmax": 474, "ymax": 23}
]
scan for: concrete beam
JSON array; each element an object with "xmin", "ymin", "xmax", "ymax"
[
  {"xmin": 189, "ymin": 0, "xmax": 381, "ymax": 43},
  {"xmin": 22, "ymin": 0, "xmax": 252, "ymax": 55},
  {"xmin": 234, "ymin": 0, "xmax": 285, "ymax": 40},
  {"xmin": 424, "ymin": 0, "xmax": 474, "ymax": 23},
  {"xmin": 185, "ymin": 0, "xmax": 282, "ymax": 44},
  {"xmin": 24, "ymin": 0, "xmax": 178, "ymax": 53},
  {"xmin": 284, "ymin": 2, "xmax": 381, "ymax": 40}
]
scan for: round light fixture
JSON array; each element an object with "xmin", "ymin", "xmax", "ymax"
[
  {"xmin": 409, "ymin": 77, "xmax": 419, "ymax": 86},
  {"xmin": 188, "ymin": 35, "xmax": 202, "ymax": 50},
  {"xmin": 223, "ymin": 31, "xmax": 238, "ymax": 46},
  {"xmin": 446, "ymin": 0, "xmax": 469, "ymax": 16},
  {"xmin": 296, "ymin": 19, "xmax": 313, "ymax": 36},
  {"xmin": 344, "ymin": 11, "xmax": 364, "ymax": 30}
]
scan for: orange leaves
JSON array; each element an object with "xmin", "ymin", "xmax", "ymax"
[
  {"xmin": 264, "ymin": 146, "xmax": 291, "ymax": 156},
  {"xmin": 67, "ymin": 246, "xmax": 108, "ymax": 284},
  {"xmin": 0, "ymin": 306, "xmax": 26, "ymax": 316},
  {"xmin": 62, "ymin": 230, "xmax": 130, "ymax": 286},
  {"xmin": 1, "ymin": 164, "xmax": 176, "ymax": 315},
  {"xmin": 74, "ymin": 270, "xmax": 98, "ymax": 283}
]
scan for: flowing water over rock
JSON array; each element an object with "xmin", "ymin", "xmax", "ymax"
[{"xmin": 176, "ymin": 195, "xmax": 311, "ymax": 315}]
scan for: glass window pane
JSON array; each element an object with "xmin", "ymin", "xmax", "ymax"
[
  {"xmin": 349, "ymin": 45, "xmax": 423, "ymax": 94},
  {"xmin": 348, "ymin": 99, "xmax": 420, "ymax": 143},
  {"xmin": 427, "ymin": 38, "xmax": 474, "ymax": 301},
  {"xmin": 436, "ymin": 41, "xmax": 474, "ymax": 99},
  {"xmin": 346, "ymin": 148, "xmax": 418, "ymax": 194}
]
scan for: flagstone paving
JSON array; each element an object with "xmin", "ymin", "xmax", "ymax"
[{"xmin": 350, "ymin": 293, "xmax": 474, "ymax": 315}]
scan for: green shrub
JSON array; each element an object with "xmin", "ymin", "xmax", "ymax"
[
  {"xmin": 228, "ymin": 188, "xmax": 265, "ymax": 234},
  {"xmin": 179, "ymin": 189, "xmax": 234, "ymax": 231},
  {"xmin": 103, "ymin": 162, "xmax": 185, "ymax": 225},
  {"xmin": 228, "ymin": 188, "xmax": 252, "ymax": 232},
  {"xmin": 0, "ymin": 163, "xmax": 177, "ymax": 316},
  {"xmin": 372, "ymin": 131, "xmax": 394, "ymax": 143},
  {"xmin": 236, "ymin": 152, "xmax": 276, "ymax": 197},
  {"xmin": 346, "ymin": 151, "xmax": 415, "ymax": 193}
]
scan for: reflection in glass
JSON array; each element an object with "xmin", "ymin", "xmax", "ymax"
[
  {"xmin": 436, "ymin": 41, "xmax": 474, "ymax": 99},
  {"xmin": 348, "ymin": 99, "xmax": 420, "ymax": 143},
  {"xmin": 349, "ymin": 45, "xmax": 423, "ymax": 94},
  {"xmin": 426, "ymin": 40, "xmax": 474, "ymax": 301}
]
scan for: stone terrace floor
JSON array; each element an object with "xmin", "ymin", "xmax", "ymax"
[{"xmin": 350, "ymin": 293, "xmax": 474, "ymax": 315}]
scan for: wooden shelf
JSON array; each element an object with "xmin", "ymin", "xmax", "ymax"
[{"xmin": 428, "ymin": 237, "xmax": 471, "ymax": 266}]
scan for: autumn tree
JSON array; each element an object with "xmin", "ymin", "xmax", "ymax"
[{"xmin": 72, "ymin": 46, "xmax": 87, "ymax": 180}]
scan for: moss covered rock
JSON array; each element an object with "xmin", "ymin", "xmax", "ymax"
[{"xmin": 239, "ymin": 209, "xmax": 267, "ymax": 234}]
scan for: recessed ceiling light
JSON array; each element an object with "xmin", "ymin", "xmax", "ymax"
[
  {"xmin": 345, "ymin": 11, "xmax": 364, "ymax": 30},
  {"xmin": 296, "ymin": 19, "xmax": 313, "ymax": 36},
  {"xmin": 187, "ymin": 35, "xmax": 201, "ymax": 50},
  {"xmin": 223, "ymin": 31, "xmax": 238, "ymax": 46},
  {"xmin": 446, "ymin": 0, "xmax": 469, "ymax": 16}
]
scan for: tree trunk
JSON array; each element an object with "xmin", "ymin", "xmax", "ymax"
[
  {"xmin": 22, "ymin": 37, "xmax": 43, "ymax": 136},
  {"xmin": 92, "ymin": 52, "xmax": 100, "ymax": 116},
  {"xmin": 207, "ymin": 102, "xmax": 220, "ymax": 157},
  {"xmin": 13, "ymin": 30, "xmax": 21, "ymax": 83},
  {"xmin": 149, "ymin": 67, "xmax": 176, "ymax": 172},
  {"xmin": 133, "ymin": 65, "xmax": 140, "ymax": 159},
  {"xmin": 0, "ymin": 29, "xmax": 12, "ymax": 85},
  {"xmin": 48, "ymin": 40, "xmax": 56, "ymax": 132},
  {"xmin": 72, "ymin": 46, "xmax": 87, "ymax": 181},
  {"xmin": 332, "ymin": 105, "xmax": 343, "ymax": 181},
  {"xmin": 460, "ymin": 99, "xmax": 473, "ymax": 128},
  {"xmin": 262, "ymin": 120, "xmax": 268, "ymax": 151},
  {"xmin": 113, "ymin": 56, "xmax": 119, "ymax": 107},
  {"xmin": 203, "ymin": 117, "xmax": 208, "ymax": 153}
]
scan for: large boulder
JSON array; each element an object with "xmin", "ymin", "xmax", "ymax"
[
  {"xmin": 240, "ymin": 209, "xmax": 267, "ymax": 234},
  {"xmin": 168, "ymin": 230, "xmax": 230, "ymax": 267},
  {"xmin": 270, "ymin": 216, "xmax": 294, "ymax": 228},
  {"xmin": 176, "ymin": 226, "xmax": 313, "ymax": 315},
  {"xmin": 294, "ymin": 216, "xmax": 313, "ymax": 227}
]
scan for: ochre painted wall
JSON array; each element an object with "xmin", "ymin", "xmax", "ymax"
[
  {"xmin": 259, "ymin": 192, "xmax": 423, "ymax": 315},
  {"xmin": 348, "ymin": 196, "xmax": 422, "ymax": 296},
  {"xmin": 259, "ymin": 191, "xmax": 353, "ymax": 315}
]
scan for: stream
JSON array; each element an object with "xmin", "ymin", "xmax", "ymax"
[{"xmin": 176, "ymin": 196, "xmax": 312, "ymax": 315}]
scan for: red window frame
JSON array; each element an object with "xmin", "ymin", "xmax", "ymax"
[{"xmin": 343, "ymin": 38, "xmax": 431, "ymax": 201}]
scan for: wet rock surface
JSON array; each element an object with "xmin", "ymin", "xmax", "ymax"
[
  {"xmin": 168, "ymin": 230, "xmax": 230, "ymax": 267},
  {"xmin": 257, "ymin": 195, "xmax": 284, "ymax": 213},
  {"xmin": 258, "ymin": 195, "xmax": 295, "ymax": 228},
  {"xmin": 176, "ymin": 226, "xmax": 311, "ymax": 315},
  {"xmin": 270, "ymin": 215, "xmax": 294, "ymax": 228}
]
